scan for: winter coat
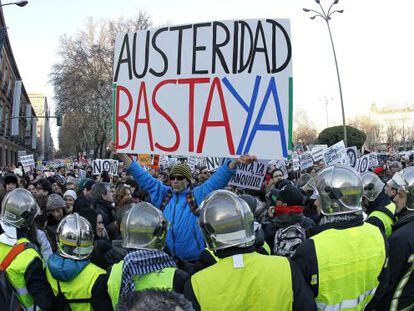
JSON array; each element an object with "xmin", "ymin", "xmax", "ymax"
[
  {"xmin": 93, "ymin": 198, "xmax": 114, "ymax": 229},
  {"xmin": 127, "ymin": 160, "xmax": 236, "ymax": 261}
]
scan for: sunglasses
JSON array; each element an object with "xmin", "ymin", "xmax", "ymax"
[
  {"xmin": 273, "ymin": 175, "xmax": 283, "ymax": 178},
  {"xmin": 170, "ymin": 175, "xmax": 186, "ymax": 181}
]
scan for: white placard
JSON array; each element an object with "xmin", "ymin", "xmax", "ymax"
[
  {"xmin": 357, "ymin": 155, "xmax": 370, "ymax": 173},
  {"xmin": 311, "ymin": 145, "xmax": 328, "ymax": 163},
  {"xmin": 368, "ymin": 153, "xmax": 379, "ymax": 168},
  {"xmin": 198, "ymin": 157, "xmax": 225, "ymax": 171},
  {"xmin": 113, "ymin": 19, "xmax": 293, "ymax": 160},
  {"xmin": 299, "ymin": 151, "xmax": 314, "ymax": 171},
  {"xmin": 322, "ymin": 141, "xmax": 348, "ymax": 166},
  {"xmin": 228, "ymin": 160, "xmax": 269, "ymax": 190},
  {"xmin": 92, "ymin": 159, "xmax": 119, "ymax": 176},
  {"xmin": 18, "ymin": 154, "xmax": 35, "ymax": 172},
  {"xmin": 292, "ymin": 152, "xmax": 300, "ymax": 172},
  {"xmin": 346, "ymin": 146, "xmax": 358, "ymax": 168}
]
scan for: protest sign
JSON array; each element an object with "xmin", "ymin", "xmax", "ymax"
[
  {"xmin": 322, "ymin": 141, "xmax": 348, "ymax": 166},
  {"xmin": 299, "ymin": 151, "xmax": 313, "ymax": 171},
  {"xmin": 187, "ymin": 156, "xmax": 197, "ymax": 172},
  {"xmin": 138, "ymin": 154, "xmax": 152, "ymax": 166},
  {"xmin": 368, "ymin": 153, "xmax": 379, "ymax": 168},
  {"xmin": 18, "ymin": 154, "xmax": 35, "ymax": 172},
  {"xmin": 311, "ymin": 145, "xmax": 327, "ymax": 163},
  {"xmin": 79, "ymin": 169, "xmax": 87, "ymax": 180},
  {"xmin": 292, "ymin": 152, "xmax": 300, "ymax": 172},
  {"xmin": 346, "ymin": 147, "xmax": 358, "ymax": 168},
  {"xmin": 274, "ymin": 159, "xmax": 288, "ymax": 179},
  {"xmin": 92, "ymin": 159, "xmax": 119, "ymax": 176},
  {"xmin": 229, "ymin": 160, "xmax": 269, "ymax": 190},
  {"xmin": 113, "ymin": 19, "xmax": 293, "ymax": 160},
  {"xmin": 357, "ymin": 155, "xmax": 370, "ymax": 173},
  {"xmin": 198, "ymin": 157, "xmax": 225, "ymax": 171}
]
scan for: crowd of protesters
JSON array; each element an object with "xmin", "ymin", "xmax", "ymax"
[{"xmin": 0, "ymin": 146, "xmax": 414, "ymax": 310}]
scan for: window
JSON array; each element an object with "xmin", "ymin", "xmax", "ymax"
[{"xmin": 2, "ymin": 65, "xmax": 7, "ymax": 89}]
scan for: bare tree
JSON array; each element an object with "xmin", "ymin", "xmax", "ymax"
[
  {"xmin": 50, "ymin": 13, "xmax": 152, "ymax": 158},
  {"xmin": 293, "ymin": 109, "xmax": 318, "ymax": 146},
  {"xmin": 348, "ymin": 115, "xmax": 382, "ymax": 149}
]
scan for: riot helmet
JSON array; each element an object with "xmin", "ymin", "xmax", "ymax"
[
  {"xmin": 391, "ymin": 167, "xmax": 414, "ymax": 211},
  {"xmin": 361, "ymin": 171, "xmax": 385, "ymax": 202}
]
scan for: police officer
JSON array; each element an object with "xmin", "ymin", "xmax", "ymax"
[
  {"xmin": 107, "ymin": 202, "xmax": 189, "ymax": 309},
  {"xmin": 0, "ymin": 188, "xmax": 55, "ymax": 310},
  {"xmin": 379, "ymin": 167, "xmax": 414, "ymax": 310},
  {"xmin": 46, "ymin": 213, "xmax": 111, "ymax": 311},
  {"xmin": 292, "ymin": 164, "xmax": 388, "ymax": 310},
  {"xmin": 361, "ymin": 171, "xmax": 396, "ymax": 237},
  {"xmin": 183, "ymin": 190, "xmax": 316, "ymax": 311}
]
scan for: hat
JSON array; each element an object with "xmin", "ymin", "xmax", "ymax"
[
  {"xmin": 4, "ymin": 174, "xmax": 18, "ymax": 186},
  {"xmin": 46, "ymin": 194, "xmax": 67, "ymax": 211},
  {"xmin": 63, "ymin": 190, "xmax": 77, "ymax": 200},
  {"xmin": 170, "ymin": 163, "xmax": 192, "ymax": 183},
  {"xmin": 78, "ymin": 178, "xmax": 96, "ymax": 191},
  {"xmin": 273, "ymin": 184, "xmax": 305, "ymax": 206},
  {"xmin": 374, "ymin": 167, "xmax": 385, "ymax": 175}
]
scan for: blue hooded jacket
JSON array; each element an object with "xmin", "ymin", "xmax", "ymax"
[
  {"xmin": 47, "ymin": 253, "xmax": 89, "ymax": 281},
  {"xmin": 127, "ymin": 160, "xmax": 236, "ymax": 260}
]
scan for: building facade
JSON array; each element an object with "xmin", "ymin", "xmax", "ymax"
[
  {"xmin": 0, "ymin": 9, "xmax": 37, "ymax": 168},
  {"xmin": 28, "ymin": 94, "xmax": 54, "ymax": 160}
]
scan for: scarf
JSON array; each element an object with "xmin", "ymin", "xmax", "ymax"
[
  {"xmin": 274, "ymin": 205, "xmax": 304, "ymax": 216},
  {"xmin": 120, "ymin": 249, "xmax": 176, "ymax": 298}
]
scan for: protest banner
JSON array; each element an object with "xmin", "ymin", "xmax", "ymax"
[
  {"xmin": 113, "ymin": 18, "xmax": 293, "ymax": 160},
  {"xmin": 18, "ymin": 154, "xmax": 35, "ymax": 172},
  {"xmin": 322, "ymin": 141, "xmax": 348, "ymax": 166},
  {"xmin": 198, "ymin": 157, "xmax": 225, "ymax": 171},
  {"xmin": 229, "ymin": 160, "xmax": 269, "ymax": 190},
  {"xmin": 311, "ymin": 145, "xmax": 327, "ymax": 163},
  {"xmin": 368, "ymin": 153, "xmax": 379, "ymax": 168},
  {"xmin": 92, "ymin": 159, "xmax": 119, "ymax": 176},
  {"xmin": 346, "ymin": 146, "xmax": 358, "ymax": 168},
  {"xmin": 299, "ymin": 151, "xmax": 313, "ymax": 171}
]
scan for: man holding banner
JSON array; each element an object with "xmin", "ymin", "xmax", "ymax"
[{"xmin": 109, "ymin": 143, "xmax": 256, "ymax": 261}]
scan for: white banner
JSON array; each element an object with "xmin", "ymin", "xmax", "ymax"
[
  {"xmin": 18, "ymin": 154, "xmax": 35, "ymax": 172},
  {"xmin": 292, "ymin": 152, "xmax": 300, "ymax": 172},
  {"xmin": 323, "ymin": 141, "xmax": 348, "ymax": 166},
  {"xmin": 92, "ymin": 159, "xmax": 119, "ymax": 176},
  {"xmin": 198, "ymin": 157, "xmax": 225, "ymax": 171},
  {"xmin": 11, "ymin": 80, "xmax": 22, "ymax": 136},
  {"xmin": 228, "ymin": 160, "xmax": 269, "ymax": 190},
  {"xmin": 299, "ymin": 151, "xmax": 314, "ymax": 171},
  {"xmin": 346, "ymin": 146, "xmax": 358, "ymax": 168},
  {"xmin": 113, "ymin": 19, "xmax": 293, "ymax": 160}
]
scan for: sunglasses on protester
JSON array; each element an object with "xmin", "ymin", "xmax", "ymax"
[{"xmin": 170, "ymin": 175, "xmax": 186, "ymax": 181}]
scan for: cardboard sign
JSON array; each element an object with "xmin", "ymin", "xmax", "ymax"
[
  {"xmin": 299, "ymin": 151, "xmax": 313, "ymax": 171},
  {"xmin": 292, "ymin": 152, "xmax": 300, "ymax": 172},
  {"xmin": 198, "ymin": 157, "xmax": 225, "ymax": 171},
  {"xmin": 229, "ymin": 160, "xmax": 269, "ymax": 190},
  {"xmin": 113, "ymin": 18, "xmax": 293, "ymax": 160},
  {"xmin": 18, "ymin": 154, "xmax": 35, "ymax": 172},
  {"xmin": 92, "ymin": 159, "xmax": 119, "ymax": 176},
  {"xmin": 311, "ymin": 145, "xmax": 328, "ymax": 163},
  {"xmin": 274, "ymin": 159, "xmax": 288, "ymax": 179},
  {"xmin": 346, "ymin": 147, "xmax": 358, "ymax": 168},
  {"xmin": 323, "ymin": 141, "xmax": 348, "ymax": 166}
]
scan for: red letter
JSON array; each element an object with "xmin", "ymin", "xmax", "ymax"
[
  {"xmin": 131, "ymin": 82, "xmax": 154, "ymax": 151},
  {"xmin": 115, "ymin": 85, "xmax": 133, "ymax": 149},
  {"xmin": 152, "ymin": 79, "xmax": 181, "ymax": 152},
  {"xmin": 178, "ymin": 78, "xmax": 210, "ymax": 152},
  {"xmin": 197, "ymin": 77, "xmax": 235, "ymax": 154}
]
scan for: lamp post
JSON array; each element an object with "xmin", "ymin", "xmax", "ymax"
[
  {"xmin": 0, "ymin": 1, "xmax": 28, "ymax": 8},
  {"xmin": 304, "ymin": 0, "xmax": 347, "ymax": 146}
]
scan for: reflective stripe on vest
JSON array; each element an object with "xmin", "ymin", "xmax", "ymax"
[
  {"xmin": 390, "ymin": 254, "xmax": 414, "ymax": 311},
  {"xmin": 108, "ymin": 260, "xmax": 123, "ymax": 309},
  {"xmin": 191, "ymin": 252, "xmax": 293, "ymax": 311},
  {"xmin": 47, "ymin": 261, "xmax": 105, "ymax": 311},
  {"xmin": 367, "ymin": 202, "xmax": 396, "ymax": 237},
  {"xmin": 311, "ymin": 223, "xmax": 386, "ymax": 311},
  {"xmin": 0, "ymin": 238, "xmax": 41, "ymax": 309},
  {"xmin": 107, "ymin": 260, "xmax": 176, "ymax": 308}
]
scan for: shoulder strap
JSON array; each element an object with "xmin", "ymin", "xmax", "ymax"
[
  {"xmin": 0, "ymin": 242, "xmax": 31, "ymax": 271},
  {"xmin": 159, "ymin": 190, "xmax": 173, "ymax": 212},
  {"xmin": 57, "ymin": 280, "xmax": 92, "ymax": 305},
  {"xmin": 186, "ymin": 190, "xmax": 199, "ymax": 216}
]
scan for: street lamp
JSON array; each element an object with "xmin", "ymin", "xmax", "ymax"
[
  {"xmin": 304, "ymin": 0, "xmax": 347, "ymax": 146},
  {"xmin": 0, "ymin": 1, "xmax": 28, "ymax": 8}
]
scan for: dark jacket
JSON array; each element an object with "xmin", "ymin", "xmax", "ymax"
[
  {"xmin": 0, "ymin": 227, "xmax": 56, "ymax": 310},
  {"xmin": 378, "ymin": 211, "xmax": 414, "ymax": 310},
  {"xmin": 365, "ymin": 191, "xmax": 395, "ymax": 235},
  {"xmin": 93, "ymin": 198, "xmax": 114, "ymax": 228},
  {"xmin": 183, "ymin": 246, "xmax": 316, "ymax": 311},
  {"xmin": 292, "ymin": 216, "xmax": 389, "ymax": 310}
]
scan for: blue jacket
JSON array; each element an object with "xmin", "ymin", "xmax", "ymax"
[{"xmin": 127, "ymin": 160, "xmax": 236, "ymax": 260}]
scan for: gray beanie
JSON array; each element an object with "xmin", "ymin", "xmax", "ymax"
[{"xmin": 46, "ymin": 194, "xmax": 67, "ymax": 212}]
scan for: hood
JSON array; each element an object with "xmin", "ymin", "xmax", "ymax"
[
  {"xmin": 394, "ymin": 210, "xmax": 414, "ymax": 230},
  {"xmin": 367, "ymin": 191, "xmax": 392, "ymax": 214},
  {"xmin": 47, "ymin": 253, "xmax": 90, "ymax": 281}
]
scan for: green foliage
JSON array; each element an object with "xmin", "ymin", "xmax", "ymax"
[{"xmin": 317, "ymin": 125, "xmax": 366, "ymax": 148}]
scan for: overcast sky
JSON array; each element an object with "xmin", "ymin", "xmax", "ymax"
[{"xmin": 4, "ymin": 0, "xmax": 414, "ymax": 148}]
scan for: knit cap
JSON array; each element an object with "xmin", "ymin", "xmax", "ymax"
[
  {"xmin": 170, "ymin": 163, "xmax": 192, "ymax": 183},
  {"xmin": 63, "ymin": 190, "xmax": 77, "ymax": 200},
  {"xmin": 46, "ymin": 194, "xmax": 67, "ymax": 211}
]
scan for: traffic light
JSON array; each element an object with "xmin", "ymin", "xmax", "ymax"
[{"xmin": 56, "ymin": 115, "xmax": 62, "ymax": 126}]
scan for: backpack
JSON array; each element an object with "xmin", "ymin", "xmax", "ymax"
[
  {"xmin": 0, "ymin": 242, "xmax": 33, "ymax": 311},
  {"xmin": 273, "ymin": 223, "xmax": 306, "ymax": 257},
  {"xmin": 159, "ymin": 189, "xmax": 199, "ymax": 216}
]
